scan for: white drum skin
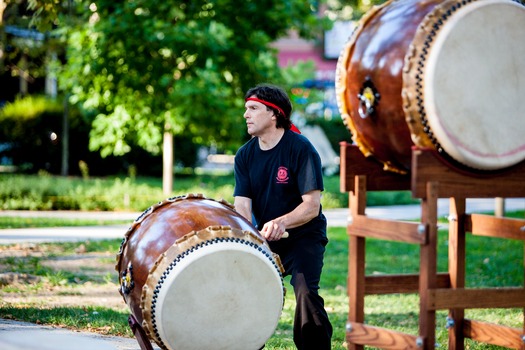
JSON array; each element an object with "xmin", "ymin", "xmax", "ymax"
[
  {"xmin": 424, "ymin": 0, "xmax": 525, "ymax": 170},
  {"xmin": 154, "ymin": 240, "xmax": 284, "ymax": 350}
]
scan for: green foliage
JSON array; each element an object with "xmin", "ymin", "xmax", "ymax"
[
  {"xmin": 0, "ymin": 94, "xmax": 198, "ymax": 174},
  {"xmin": 0, "ymin": 95, "xmax": 62, "ymax": 121},
  {"xmin": 78, "ymin": 160, "xmax": 89, "ymax": 179},
  {"xmin": 325, "ymin": 0, "xmax": 389, "ymax": 20},
  {"xmin": 58, "ymin": 0, "xmax": 327, "ymax": 159},
  {"xmin": 0, "ymin": 96, "xmax": 63, "ymax": 172},
  {"xmin": 0, "ymin": 95, "xmax": 64, "ymax": 143},
  {"xmin": 0, "ymin": 173, "xmax": 224, "ymax": 211},
  {"xmin": 0, "ymin": 173, "xmax": 426, "ymax": 211}
]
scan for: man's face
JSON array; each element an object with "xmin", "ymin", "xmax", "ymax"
[{"xmin": 244, "ymin": 96, "xmax": 275, "ymax": 136}]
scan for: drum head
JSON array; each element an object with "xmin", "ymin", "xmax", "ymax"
[
  {"xmin": 422, "ymin": 0, "xmax": 525, "ymax": 170},
  {"xmin": 152, "ymin": 239, "xmax": 284, "ymax": 350}
]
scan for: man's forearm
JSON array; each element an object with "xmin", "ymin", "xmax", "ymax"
[
  {"xmin": 233, "ymin": 197, "xmax": 252, "ymax": 223},
  {"xmin": 272, "ymin": 201, "xmax": 319, "ymax": 229}
]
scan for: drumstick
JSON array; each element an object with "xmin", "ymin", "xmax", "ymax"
[{"xmin": 260, "ymin": 231, "xmax": 289, "ymax": 239}]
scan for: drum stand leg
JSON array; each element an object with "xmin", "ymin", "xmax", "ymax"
[{"xmin": 128, "ymin": 314, "xmax": 154, "ymax": 350}]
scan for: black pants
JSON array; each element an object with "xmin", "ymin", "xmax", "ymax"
[{"xmin": 270, "ymin": 233, "xmax": 333, "ymax": 350}]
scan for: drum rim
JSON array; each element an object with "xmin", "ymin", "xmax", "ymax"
[{"xmin": 402, "ymin": 0, "xmax": 471, "ymax": 153}]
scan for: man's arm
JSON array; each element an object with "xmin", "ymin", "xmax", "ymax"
[
  {"xmin": 233, "ymin": 196, "xmax": 253, "ymax": 223},
  {"xmin": 261, "ymin": 190, "xmax": 321, "ymax": 241}
]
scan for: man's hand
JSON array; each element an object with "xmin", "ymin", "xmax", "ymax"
[{"xmin": 260, "ymin": 220, "xmax": 287, "ymax": 241}]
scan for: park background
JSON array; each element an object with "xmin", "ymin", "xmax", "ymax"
[
  {"xmin": 1, "ymin": 1, "xmax": 524, "ymax": 349},
  {"xmin": 0, "ymin": 0, "xmax": 379, "ymax": 194}
]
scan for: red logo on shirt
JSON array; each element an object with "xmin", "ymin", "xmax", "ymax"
[{"xmin": 276, "ymin": 166, "xmax": 289, "ymax": 184}]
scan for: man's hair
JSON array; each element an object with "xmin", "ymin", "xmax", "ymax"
[{"xmin": 245, "ymin": 84, "xmax": 292, "ymax": 130}]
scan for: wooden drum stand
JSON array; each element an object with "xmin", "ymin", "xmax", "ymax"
[{"xmin": 340, "ymin": 142, "xmax": 525, "ymax": 350}]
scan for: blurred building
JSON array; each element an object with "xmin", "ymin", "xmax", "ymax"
[
  {"xmin": 271, "ymin": 21, "xmax": 355, "ymax": 120},
  {"xmin": 271, "ymin": 30, "xmax": 337, "ymax": 82}
]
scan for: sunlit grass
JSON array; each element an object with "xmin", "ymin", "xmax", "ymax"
[
  {"xmin": 0, "ymin": 225, "xmax": 523, "ymax": 349},
  {"xmin": 0, "ymin": 216, "xmax": 130, "ymax": 229}
]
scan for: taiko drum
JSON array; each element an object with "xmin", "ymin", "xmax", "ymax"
[
  {"xmin": 336, "ymin": 0, "xmax": 525, "ymax": 173},
  {"xmin": 116, "ymin": 194, "xmax": 285, "ymax": 350}
]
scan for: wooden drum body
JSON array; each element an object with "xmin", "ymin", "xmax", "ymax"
[
  {"xmin": 116, "ymin": 194, "xmax": 285, "ymax": 350},
  {"xmin": 336, "ymin": 0, "xmax": 525, "ymax": 173}
]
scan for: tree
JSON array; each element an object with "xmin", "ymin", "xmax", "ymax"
[
  {"xmin": 325, "ymin": 0, "xmax": 387, "ymax": 20},
  {"xmin": 32, "ymin": 0, "xmax": 323, "ymax": 195},
  {"xmin": 1, "ymin": 0, "xmax": 51, "ymax": 97},
  {"xmin": 0, "ymin": 1, "xmax": 8, "ymax": 74}
]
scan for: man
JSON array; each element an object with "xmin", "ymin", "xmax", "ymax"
[{"xmin": 233, "ymin": 84, "xmax": 333, "ymax": 349}]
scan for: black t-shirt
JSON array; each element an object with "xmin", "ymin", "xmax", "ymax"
[{"xmin": 234, "ymin": 129, "xmax": 326, "ymax": 237}]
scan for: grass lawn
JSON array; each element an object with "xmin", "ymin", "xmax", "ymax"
[
  {"xmin": 1, "ymin": 223, "xmax": 524, "ymax": 349},
  {"xmin": 0, "ymin": 216, "xmax": 130, "ymax": 229}
]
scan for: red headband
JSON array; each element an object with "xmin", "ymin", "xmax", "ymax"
[
  {"xmin": 245, "ymin": 97, "xmax": 286, "ymax": 117},
  {"xmin": 245, "ymin": 96, "xmax": 301, "ymax": 134}
]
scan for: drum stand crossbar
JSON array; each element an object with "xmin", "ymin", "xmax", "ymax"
[{"xmin": 340, "ymin": 142, "xmax": 525, "ymax": 350}]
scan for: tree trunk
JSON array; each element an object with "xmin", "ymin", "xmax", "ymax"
[
  {"xmin": 162, "ymin": 130, "xmax": 174, "ymax": 196},
  {"xmin": 0, "ymin": 1, "xmax": 6, "ymax": 74},
  {"xmin": 61, "ymin": 96, "xmax": 69, "ymax": 176},
  {"xmin": 19, "ymin": 54, "xmax": 28, "ymax": 95},
  {"xmin": 45, "ymin": 51, "xmax": 58, "ymax": 97}
]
